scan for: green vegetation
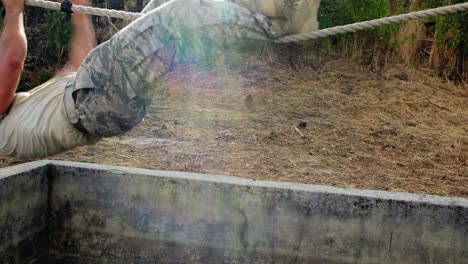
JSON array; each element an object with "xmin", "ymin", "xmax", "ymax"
[
  {"xmin": 316, "ymin": 0, "xmax": 467, "ymax": 78},
  {"xmin": 0, "ymin": 0, "xmax": 466, "ymax": 86},
  {"xmin": 41, "ymin": 10, "xmax": 72, "ymax": 63},
  {"xmin": 0, "ymin": 4, "xmax": 72, "ymax": 90}
]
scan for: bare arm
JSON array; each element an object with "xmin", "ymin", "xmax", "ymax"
[
  {"xmin": 58, "ymin": 0, "xmax": 96, "ymax": 75},
  {"xmin": 0, "ymin": 0, "xmax": 27, "ymax": 114}
]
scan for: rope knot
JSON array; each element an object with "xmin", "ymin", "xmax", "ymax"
[{"xmin": 61, "ymin": 0, "xmax": 74, "ymax": 15}]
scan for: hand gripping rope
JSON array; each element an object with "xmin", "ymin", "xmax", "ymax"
[
  {"xmin": 60, "ymin": 0, "xmax": 73, "ymax": 20},
  {"xmin": 22, "ymin": 0, "xmax": 468, "ymax": 43}
]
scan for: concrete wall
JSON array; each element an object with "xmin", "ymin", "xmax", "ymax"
[
  {"xmin": 0, "ymin": 161, "xmax": 50, "ymax": 263},
  {"xmin": 0, "ymin": 161, "xmax": 467, "ymax": 263}
]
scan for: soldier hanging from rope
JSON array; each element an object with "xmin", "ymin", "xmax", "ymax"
[{"xmin": 0, "ymin": 0, "xmax": 321, "ymax": 158}]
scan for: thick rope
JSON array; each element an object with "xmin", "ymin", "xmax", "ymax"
[
  {"xmin": 25, "ymin": 0, "xmax": 468, "ymax": 43},
  {"xmin": 25, "ymin": 0, "xmax": 143, "ymax": 20},
  {"xmin": 276, "ymin": 2, "xmax": 468, "ymax": 43}
]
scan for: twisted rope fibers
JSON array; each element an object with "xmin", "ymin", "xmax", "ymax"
[{"xmin": 24, "ymin": 0, "xmax": 468, "ymax": 43}]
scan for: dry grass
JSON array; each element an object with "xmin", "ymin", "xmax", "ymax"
[{"xmin": 1, "ymin": 55, "xmax": 467, "ymax": 197}]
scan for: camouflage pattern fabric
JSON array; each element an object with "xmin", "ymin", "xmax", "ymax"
[
  {"xmin": 67, "ymin": 0, "xmax": 276, "ymax": 137},
  {"xmin": 142, "ymin": 0, "xmax": 321, "ymax": 35}
]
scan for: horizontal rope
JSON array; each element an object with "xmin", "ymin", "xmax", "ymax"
[
  {"xmin": 276, "ymin": 2, "xmax": 468, "ymax": 43},
  {"xmin": 25, "ymin": 0, "xmax": 468, "ymax": 43},
  {"xmin": 25, "ymin": 0, "xmax": 143, "ymax": 20}
]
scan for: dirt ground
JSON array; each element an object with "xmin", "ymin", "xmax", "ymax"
[{"xmin": 1, "ymin": 55, "xmax": 467, "ymax": 197}]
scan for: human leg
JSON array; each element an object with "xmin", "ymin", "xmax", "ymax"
[
  {"xmin": 141, "ymin": 0, "xmax": 321, "ymax": 36},
  {"xmin": 231, "ymin": 0, "xmax": 321, "ymax": 35},
  {"xmin": 290, "ymin": 0, "xmax": 321, "ymax": 34},
  {"xmin": 65, "ymin": 0, "xmax": 275, "ymax": 137}
]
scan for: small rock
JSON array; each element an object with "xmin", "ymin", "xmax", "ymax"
[
  {"xmin": 310, "ymin": 111, "xmax": 321, "ymax": 118},
  {"xmin": 395, "ymin": 72, "xmax": 410, "ymax": 81},
  {"xmin": 244, "ymin": 94, "xmax": 255, "ymax": 111},
  {"xmin": 406, "ymin": 121, "xmax": 417, "ymax": 127},
  {"xmin": 383, "ymin": 143, "xmax": 396, "ymax": 149},
  {"xmin": 266, "ymin": 131, "xmax": 278, "ymax": 140}
]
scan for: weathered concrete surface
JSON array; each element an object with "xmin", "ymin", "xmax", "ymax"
[
  {"xmin": 47, "ymin": 161, "xmax": 468, "ymax": 264},
  {"xmin": 0, "ymin": 160, "xmax": 467, "ymax": 264},
  {"xmin": 0, "ymin": 161, "xmax": 50, "ymax": 263}
]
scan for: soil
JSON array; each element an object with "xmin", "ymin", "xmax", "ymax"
[{"xmin": 1, "ymin": 56, "xmax": 467, "ymax": 197}]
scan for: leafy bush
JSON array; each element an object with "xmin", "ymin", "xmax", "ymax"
[
  {"xmin": 41, "ymin": 10, "xmax": 72, "ymax": 62},
  {"xmin": 316, "ymin": 0, "xmax": 467, "ymax": 78}
]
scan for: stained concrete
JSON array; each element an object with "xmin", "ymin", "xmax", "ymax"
[
  {"xmin": 0, "ymin": 160, "xmax": 467, "ymax": 263},
  {"xmin": 0, "ymin": 161, "xmax": 49, "ymax": 263}
]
